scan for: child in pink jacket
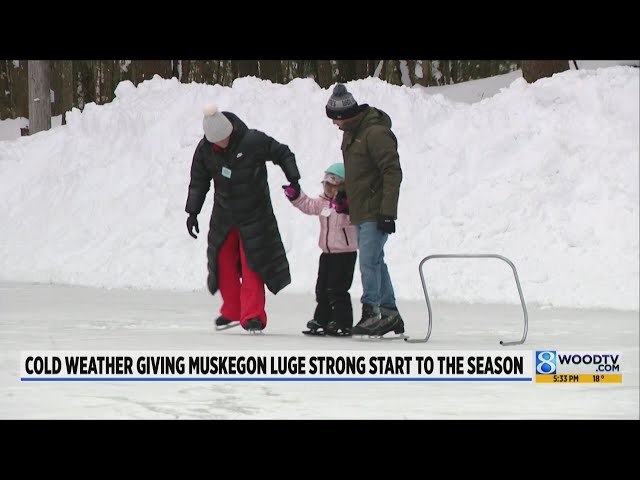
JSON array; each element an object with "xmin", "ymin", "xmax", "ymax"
[{"xmin": 283, "ymin": 163, "xmax": 357, "ymax": 336}]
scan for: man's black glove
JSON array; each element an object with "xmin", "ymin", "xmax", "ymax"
[
  {"xmin": 187, "ymin": 213, "xmax": 199, "ymax": 239},
  {"xmin": 377, "ymin": 214, "xmax": 396, "ymax": 234}
]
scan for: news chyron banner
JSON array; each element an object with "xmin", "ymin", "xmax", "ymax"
[
  {"xmin": 21, "ymin": 350, "xmax": 533, "ymax": 382},
  {"xmin": 20, "ymin": 350, "xmax": 622, "ymax": 383},
  {"xmin": 535, "ymin": 350, "xmax": 622, "ymax": 383}
]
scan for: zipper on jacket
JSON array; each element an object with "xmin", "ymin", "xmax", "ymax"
[
  {"xmin": 325, "ymin": 215, "xmax": 331, "ymax": 254},
  {"xmin": 343, "ymin": 228, "xmax": 349, "ymax": 246}
]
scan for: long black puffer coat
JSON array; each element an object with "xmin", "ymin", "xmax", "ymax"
[{"xmin": 185, "ymin": 112, "xmax": 301, "ymax": 295}]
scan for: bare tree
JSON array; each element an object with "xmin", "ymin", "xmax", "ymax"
[
  {"xmin": 354, "ymin": 60, "xmax": 369, "ymax": 80},
  {"xmin": 10, "ymin": 60, "xmax": 28, "ymax": 118},
  {"xmin": 0, "ymin": 61, "xmax": 12, "ymax": 119},
  {"xmin": 260, "ymin": 61, "xmax": 282, "ymax": 84},
  {"xmin": 316, "ymin": 60, "xmax": 332, "ymax": 88},
  {"xmin": 60, "ymin": 61, "xmax": 73, "ymax": 124},
  {"xmin": 202, "ymin": 61, "xmax": 215, "ymax": 84},
  {"xmin": 374, "ymin": 60, "xmax": 386, "ymax": 80},
  {"xmin": 78, "ymin": 60, "xmax": 95, "ymax": 108},
  {"xmin": 101, "ymin": 60, "xmax": 114, "ymax": 104},
  {"xmin": 172, "ymin": 60, "xmax": 180, "ymax": 79},
  {"xmin": 235, "ymin": 60, "xmax": 258, "ymax": 80},
  {"xmin": 336, "ymin": 60, "xmax": 355, "ymax": 82},
  {"xmin": 522, "ymin": 60, "xmax": 569, "ymax": 83},
  {"xmin": 415, "ymin": 60, "xmax": 430, "ymax": 86},
  {"xmin": 180, "ymin": 60, "xmax": 191, "ymax": 83},
  {"xmin": 28, "ymin": 60, "xmax": 52, "ymax": 134},
  {"xmin": 384, "ymin": 60, "xmax": 402, "ymax": 85},
  {"xmin": 222, "ymin": 61, "xmax": 235, "ymax": 86},
  {"xmin": 301, "ymin": 60, "xmax": 317, "ymax": 81}
]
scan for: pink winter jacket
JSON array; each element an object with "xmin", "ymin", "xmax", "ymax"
[{"xmin": 291, "ymin": 191, "xmax": 358, "ymax": 254}]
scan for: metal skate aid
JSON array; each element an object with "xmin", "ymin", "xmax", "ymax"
[{"xmin": 405, "ymin": 254, "xmax": 529, "ymax": 346}]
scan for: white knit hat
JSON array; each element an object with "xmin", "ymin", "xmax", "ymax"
[{"xmin": 202, "ymin": 104, "xmax": 233, "ymax": 143}]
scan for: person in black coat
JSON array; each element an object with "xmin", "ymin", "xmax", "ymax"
[{"xmin": 185, "ymin": 104, "xmax": 301, "ymax": 332}]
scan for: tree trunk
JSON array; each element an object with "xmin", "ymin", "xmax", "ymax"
[
  {"xmin": 79, "ymin": 60, "xmax": 96, "ymax": 107},
  {"xmin": 94, "ymin": 61, "xmax": 101, "ymax": 104},
  {"xmin": 60, "ymin": 61, "xmax": 73, "ymax": 124},
  {"xmin": 522, "ymin": 60, "xmax": 569, "ymax": 83},
  {"xmin": 191, "ymin": 61, "xmax": 202, "ymax": 83},
  {"xmin": 405, "ymin": 60, "xmax": 416, "ymax": 86},
  {"xmin": 0, "ymin": 61, "xmax": 12, "ymax": 119},
  {"xmin": 440, "ymin": 60, "xmax": 450, "ymax": 85},
  {"xmin": 280, "ymin": 60, "xmax": 289, "ymax": 83},
  {"xmin": 374, "ymin": 60, "xmax": 386, "ymax": 80},
  {"xmin": 171, "ymin": 60, "xmax": 180, "ymax": 79},
  {"xmin": 336, "ymin": 60, "xmax": 355, "ymax": 83},
  {"xmin": 260, "ymin": 60, "xmax": 282, "ymax": 84},
  {"xmin": 135, "ymin": 60, "xmax": 171, "ymax": 82},
  {"xmin": 316, "ymin": 60, "xmax": 332, "ymax": 88},
  {"xmin": 223, "ymin": 61, "xmax": 235, "ymax": 85},
  {"xmin": 237, "ymin": 60, "xmax": 259, "ymax": 78},
  {"xmin": 450, "ymin": 60, "xmax": 458, "ymax": 83},
  {"xmin": 48, "ymin": 61, "xmax": 59, "ymax": 116},
  {"xmin": 181, "ymin": 60, "xmax": 191, "ymax": 83},
  {"xmin": 9, "ymin": 60, "xmax": 28, "ymax": 118},
  {"xmin": 104, "ymin": 60, "xmax": 115, "ymax": 104},
  {"xmin": 302, "ymin": 60, "xmax": 317, "ymax": 81},
  {"xmin": 212, "ymin": 60, "xmax": 221, "ymax": 84},
  {"xmin": 413, "ymin": 60, "xmax": 429, "ymax": 86},
  {"xmin": 354, "ymin": 60, "xmax": 369, "ymax": 80},
  {"xmin": 384, "ymin": 60, "xmax": 402, "ymax": 85},
  {"xmin": 202, "ymin": 60, "xmax": 214, "ymax": 84},
  {"xmin": 28, "ymin": 60, "xmax": 52, "ymax": 134},
  {"xmin": 291, "ymin": 60, "xmax": 304, "ymax": 79}
]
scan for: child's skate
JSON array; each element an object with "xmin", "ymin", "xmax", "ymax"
[{"xmin": 302, "ymin": 319, "xmax": 327, "ymax": 336}]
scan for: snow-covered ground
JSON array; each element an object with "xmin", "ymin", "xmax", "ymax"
[
  {"xmin": 2, "ymin": 283, "xmax": 637, "ymax": 419},
  {"xmin": 0, "ymin": 115, "xmax": 63, "ymax": 141}
]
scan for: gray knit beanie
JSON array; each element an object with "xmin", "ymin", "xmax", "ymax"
[
  {"xmin": 202, "ymin": 104, "xmax": 233, "ymax": 143},
  {"xmin": 326, "ymin": 84, "xmax": 361, "ymax": 120}
]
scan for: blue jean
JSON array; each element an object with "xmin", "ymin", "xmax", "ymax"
[{"xmin": 355, "ymin": 221, "xmax": 396, "ymax": 308}]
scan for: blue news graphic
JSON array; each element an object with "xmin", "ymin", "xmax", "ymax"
[{"xmin": 536, "ymin": 351, "xmax": 556, "ymax": 374}]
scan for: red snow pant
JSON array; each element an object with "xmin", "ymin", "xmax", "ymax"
[{"xmin": 217, "ymin": 227, "xmax": 267, "ymax": 328}]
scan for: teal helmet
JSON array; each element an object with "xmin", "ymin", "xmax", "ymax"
[{"xmin": 324, "ymin": 162, "xmax": 345, "ymax": 180}]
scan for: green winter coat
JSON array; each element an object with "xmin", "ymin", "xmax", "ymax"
[{"xmin": 339, "ymin": 106, "xmax": 402, "ymax": 225}]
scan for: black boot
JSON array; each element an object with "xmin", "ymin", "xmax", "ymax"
[
  {"xmin": 303, "ymin": 319, "xmax": 327, "ymax": 336},
  {"xmin": 325, "ymin": 320, "xmax": 352, "ymax": 337},
  {"xmin": 215, "ymin": 315, "xmax": 240, "ymax": 330},
  {"xmin": 243, "ymin": 318, "xmax": 265, "ymax": 332},
  {"xmin": 370, "ymin": 306, "xmax": 405, "ymax": 337},
  {"xmin": 351, "ymin": 304, "xmax": 380, "ymax": 335}
]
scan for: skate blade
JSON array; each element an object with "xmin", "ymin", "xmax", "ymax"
[
  {"xmin": 215, "ymin": 321, "xmax": 241, "ymax": 331},
  {"xmin": 352, "ymin": 333, "xmax": 408, "ymax": 341},
  {"xmin": 375, "ymin": 333, "xmax": 408, "ymax": 341},
  {"xmin": 247, "ymin": 329, "xmax": 264, "ymax": 335},
  {"xmin": 302, "ymin": 330, "xmax": 326, "ymax": 336},
  {"xmin": 326, "ymin": 332, "xmax": 352, "ymax": 337}
]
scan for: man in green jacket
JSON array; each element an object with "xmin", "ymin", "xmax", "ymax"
[{"xmin": 325, "ymin": 84, "xmax": 404, "ymax": 337}]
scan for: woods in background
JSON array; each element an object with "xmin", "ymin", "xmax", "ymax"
[{"xmin": 0, "ymin": 60, "xmax": 527, "ymax": 120}]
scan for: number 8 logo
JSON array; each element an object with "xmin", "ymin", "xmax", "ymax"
[{"xmin": 536, "ymin": 351, "xmax": 556, "ymax": 374}]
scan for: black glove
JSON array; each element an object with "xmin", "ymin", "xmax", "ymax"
[
  {"xmin": 377, "ymin": 214, "xmax": 396, "ymax": 234},
  {"xmin": 282, "ymin": 180, "xmax": 301, "ymax": 201},
  {"xmin": 187, "ymin": 213, "xmax": 199, "ymax": 239}
]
